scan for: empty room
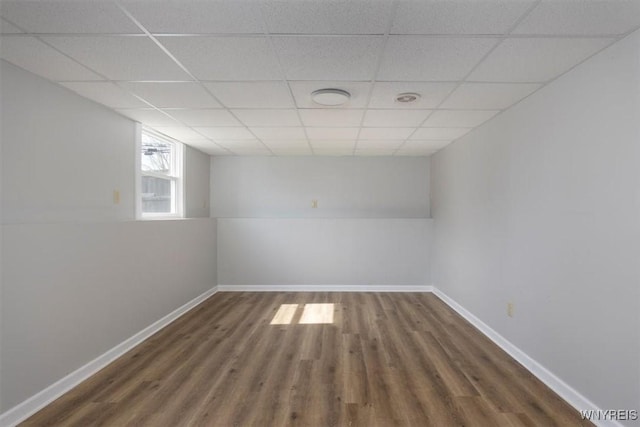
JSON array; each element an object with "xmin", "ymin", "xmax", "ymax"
[{"xmin": 0, "ymin": 0, "xmax": 639, "ymax": 426}]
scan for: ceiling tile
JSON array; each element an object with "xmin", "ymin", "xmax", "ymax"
[
  {"xmin": 120, "ymin": 82, "xmax": 220, "ymax": 108},
  {"xmin": 262, "ymin": 139, "xmax": 310, "ymax": 148},
  {"xmin": 184, "ymin": 139, "xmax": 231, "ymax": 156},
  {"xmin": 232, "ymin": 109, "xmax": 301, "ymax": 127},
  {"xmin": 392, "ymin": 0, "xmax": 535, "ymax": 35},
  {"xmin": 60, "ymin": 82, "xmax": 148, "ymax": 109},
  {"xmin": 369, "ymin": 82, "xmax": 456, "ymax": 109},
  {"xmin": 362, "ymin": 109, "xmax": 431, "ymax": 127},
  {"xmin": 159, "ymin": 36, "xmax": 282, "ymax": 80},
  {"xmin": 306, "ymin": 128, "xmax": 359, "ymax": 140},
  {"xmin": 116, "ymin": 109, "xmax": 181, "ymax": 126},
  {"xmin": 403, "ymin": 140, "xmax": 452, "ymax": 151},
  {"xmin": 289, "ymin": 81, "xmax": 371, "ymax": 109},
  {"xmin": 312, "ymin": 148, "xmax": 354, "ymax": 156},
  {"xmin": 262, "ymin": 0, "xmax": 392, "ymax": 34},
  {"xmin": 441, "ymin": 82, "xmax": 541, "ymax": 109},
  {"xmin": 216, "ymin": 139, "xmax": 272, "ymax": 155},
  {"xmin": 354, "ymin": 148, "xmax": 396, "ymax": 156},
  {"xmin": 250, "ymin": 127, "xmax": 307, "ymax": 140},
  {"xmin": 270, "ymin": 147, "xmax": 313, "ymax": 156},
  {"xmin": 0, "ymin": 1, "xmax": 142, "ymax": 34},
  {"xmin": 411, "ymin": 128, "xmax": 470, "ymax": 140},
  {"xmin": 194, "ymin": 127, "xmax": 255, "ymax": 140},
  {"xmin": 299, "ymin": 109, "xmax": 364, "ymax": 127},
  {"xmin": 397, "ymin": 140, "xmax": 448, "ymax": 155},
  {"xmin": 310, "ymin": 140, "xmax": 356, "ymax": 148},
  {"xmin": 273, "ymin": 36, "xmax": 383, "ymax": 80},
  {"xmin": 162, "ymin": 109, "xmax": 241, "ymax": 126},
  {"xmin": 120, "ymin": 0, "xmax": 264, "ymax": 34},
  {"xmin": 205, "ymin": 82, "xmax": 294, "ymax": 108},
  {"xmin": 513, "ymin": 0, "xmax": 640, "ymax": 36},
  {"xmin": 356, "ymin": 140, "xmax": 404, "ymax": 149},
  {"xmin": 378, "ymin": 37, "xmax": 498, "ymax": 81},
  {"xmin": 395, "ymin": 150, "xmax": 435, "ymax": 157},
  {"xmin": 359, "ymin": 127, "xmax": 415, "ymax": 139},
  {"xmin": 215, "ymin": 139, "xmax": 263, "ymax": 149},
  {"xmin": 228, "ymin": 147, "xmax": 272, "ymax": 156},
  {"xmin": 424, "ymin": 110, "xmax": 500, "ymax": 127},
  {"xmin": 0, "ymin": 37, "xmax": 102, "ymax": 81},
  {"xmin": 469, "ymin": 38, "xmax": 614, "ymax": 82},
  {"xmin": 1, "ymin": 18, "xmax": 23, "ymax": 33},
  {"xmin": 44, "ymin": 36, "xmax": 190, "ymax": 81},
  {"xmin": 150, "ymin": 126, "xmax": 205, "ymax": 142}
]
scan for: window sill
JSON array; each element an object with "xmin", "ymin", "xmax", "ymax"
[{"xmin": 139, "ymin": 214, "xmax": 184, "ymax": 221}]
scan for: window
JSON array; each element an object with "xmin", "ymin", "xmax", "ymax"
[{"xmin": 138, "ymin": 129, "xmax": 183, "ymax": 218}]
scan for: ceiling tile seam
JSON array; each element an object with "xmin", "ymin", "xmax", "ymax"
[
  {"xmin": 1, "ymin": 32, "xmax": 625, "ymax": 40},
  {"xmin": 621, "ymin": 23, "xmax": 640, "ymax": 38},
  {"xmin": 353, "ymin": 0, "xmax": 400, "ymax": 156},
  {"xmin": 257, "ymin": 0, "xmax": 315, "ymax": 156},
  {"xmin": 0, "ymin": 17, "xmax": 21, "ymax": 32},
  {"xmin": 392, "ymin": 0, "xmax": 542, "ymax": 156},
  {"xmin": 505, "ymin": 0, "xmax": 544, "ymax": 35},
  {"xmin": 114, "ymin": 0, "xmax": 270, "ymax": 157}
]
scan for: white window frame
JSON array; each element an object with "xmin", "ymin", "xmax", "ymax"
[{"xmin": 136, "ymin": 125, "xmax": 184, "ymax": 220}]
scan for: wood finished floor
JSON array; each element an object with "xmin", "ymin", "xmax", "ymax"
[{"xmin": 23, "ymin": 292, "xmax": 592, "ymax": 427}]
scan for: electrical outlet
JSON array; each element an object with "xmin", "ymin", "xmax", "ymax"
[
  {"xmin": 113, "ymin": 190, "xmax": 120, "ymax": 204},
  {"xmin": 507, "ymin": 302, "xmax": 514, "ymax": 317},
  {"xmin": 311, "ymin": 199, "xmax": 318, "ymax": 208}
]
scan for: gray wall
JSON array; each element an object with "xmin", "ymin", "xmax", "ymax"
[
  {"xmin": 431, "ymin": 30, "xmax": 640, "ymax": 420},
  {"xmin": 211, "ymin": 156, "xmax": 430, "ymax": 218},
  {"xmin": 0, "ymin": 60, "xmax": 216, "ymax": 412},
  {"xmin": 185, "ymin": 146, "xmax": 210, "ymax": 218},
  {"xmin": 0, "ymin": 61, "xmax": 4, "ymax": 411},
  {"xmin": 1, "ymin": 61, "xmax": 136, "ymax": 224},
  {"xmin": 212, "ymin": 156, "xmax": 432, "ymax": 287}
]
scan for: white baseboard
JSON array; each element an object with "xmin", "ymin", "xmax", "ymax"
[
  {"xmin": 0, "ymin": 286, "xmax": 219, "ymax": 427},
  {"xmin": 431, "ymin": 287, "xmax": 621, "ymax": 427},
  {"xmin": 217, "ymin": 284, "xmax": 433, "ymax": 292}
]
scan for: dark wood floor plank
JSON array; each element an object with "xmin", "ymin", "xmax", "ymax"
[{"xmin": 21, "ymin": 292, "xmax": 592, "ymax": 427}]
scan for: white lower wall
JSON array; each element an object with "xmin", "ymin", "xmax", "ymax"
[
  {"xmin": 0, "ymin": 218, "xmax": 217, "ymax": 411},
  {"xmin": 218, "ymin": 218, "xmax": 431, "ymax": 287},
  {"xmin": 431, "ymin": 30, "xmax": 640, "ymax": 422}
]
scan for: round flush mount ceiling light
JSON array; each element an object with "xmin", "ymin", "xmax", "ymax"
[
  {"xmin": 395, "ymin": 92, "xmax": 421, "ymax": 104},
  {"xmin": 311, "ymin": 88, "xmax": 351, "ymax": 106}
]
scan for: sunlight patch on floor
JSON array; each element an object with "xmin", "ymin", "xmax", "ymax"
[
  {"xmin": 299, "ymin": 303, "xmax": 334, "ymax": 324},
  {"xmin": 270, "ymin": 303, "xmax": 299, "ymax": 325},
  {"xmin": 270, "ymin": 303, "xmax": 335, "ymax": 325}
]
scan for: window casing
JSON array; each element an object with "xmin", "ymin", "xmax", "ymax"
[{"xmin": 138, "ymin": 128, "xmax": 184, "ymax": 219}]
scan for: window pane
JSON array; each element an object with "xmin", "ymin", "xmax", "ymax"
[
  {"xmin": 141, "ymin": 176, "xmax": 173, "ymax": 213},
  {"xmin": 141, "ymin": 133, "xmax": 172, "ymax": 174}
]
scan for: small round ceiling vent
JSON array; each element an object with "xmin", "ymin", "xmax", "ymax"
[
  {"xmin": 311, "ymin": 88, "xmax": 351, "ymax": 106},
  {"xmin": 395, "ymin": 92, "xmax": 421, "ymax": 104}
]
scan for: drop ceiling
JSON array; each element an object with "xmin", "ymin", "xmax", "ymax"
[{"xmin": 1, "ymin": 0, "xmax": 638, "ymax": 157}]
